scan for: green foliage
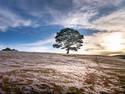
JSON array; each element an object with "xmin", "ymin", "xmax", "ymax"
[
  {"xmin": 2, "ymin": 47, "xmax": 18, "ymax": 51},
  {"xmin": 53, "ymin": 28, "xmax": 84, "ymax": 54}
]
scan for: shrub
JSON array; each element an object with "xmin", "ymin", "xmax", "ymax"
[{"xmin": 2, "ymin": 48, "xmax": 18, "ymax": 51}]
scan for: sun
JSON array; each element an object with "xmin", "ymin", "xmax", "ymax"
[{"xmin": 103, "ymin": 33, "xmax": 123, "ymax": 51}]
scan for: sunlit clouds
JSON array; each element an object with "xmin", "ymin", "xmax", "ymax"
[
  {"xmin": 92, "ymin": 9, "xmax": 125, "ymax": 31},
  {"xmin": 74, "ymin": 31, "xmax": 125, "ymax": 55},
  {"xmin": 103, "ymin": 33, "xmax": 123, "ymax": 51}
]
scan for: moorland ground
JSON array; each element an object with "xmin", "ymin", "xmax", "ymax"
[{"xmin": 0, "ymin": 51, "xmax": 125, "ymax": 94}]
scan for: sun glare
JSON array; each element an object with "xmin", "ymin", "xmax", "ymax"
[{"xmin": 103, "ymin": 33, "xmax": 123, "ymax": 51}]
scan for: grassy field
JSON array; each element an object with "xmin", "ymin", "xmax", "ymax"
[{"xmin": 0, "ymin": 51, "xmax": 125, "ymax": 94}]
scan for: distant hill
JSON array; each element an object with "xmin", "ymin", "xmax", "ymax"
[{"xmin": 114, "ymin": 55, "xmax": 125, "ymax": 59}]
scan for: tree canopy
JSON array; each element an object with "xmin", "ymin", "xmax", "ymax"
[{"xmin": 53, "ymin": 28, "xmax": 84, "ymax": 54}]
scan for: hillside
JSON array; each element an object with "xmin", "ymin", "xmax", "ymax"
[
  {"xmin": 114, "ymin": 55, "xmax": 125, "ymax": 59},
  {"xmin": 0, "ymin": 51, "xmax": 125, "ymax": 94}
]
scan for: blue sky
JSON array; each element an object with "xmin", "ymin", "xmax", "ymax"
[{"xmin": 0, "ymin": 0, "xmax": 125, "ymax": 55}]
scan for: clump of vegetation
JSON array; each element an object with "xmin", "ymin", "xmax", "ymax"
[{"xmin": 2, "ymin": 47, "xmax": 18, "ymax": 51}]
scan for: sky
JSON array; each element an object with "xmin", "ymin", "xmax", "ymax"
[{"xmin": 0, "ymin": 0, "xmax": 125, "ymax": 55}]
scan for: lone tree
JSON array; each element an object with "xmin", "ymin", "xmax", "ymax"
[{"xmin": 53, "ymin": 28, "xmax": 84, "ymax": 54}]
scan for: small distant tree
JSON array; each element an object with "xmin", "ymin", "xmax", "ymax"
[
  {"xmin": 53, "ymin": 28, "xmax": 84, "ymax": 54},
  {"xmin": 2, "ymin": 47, "xmax": 18, "ymax": 51},
  {"xmin": 2, "ymin": 47, "xmax": 11, "ymax": 51}
]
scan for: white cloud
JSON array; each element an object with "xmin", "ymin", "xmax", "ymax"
[
  {"xmin": 0, "ymin": 26, "xmax": 7, "ymax": 31},
  {"xmin": 0, "ymin": 8, "xmax": 32, "ymax": 31},
  {"xmin": 92, "ymin": 8, "xmax": 125, "ymax": 31},
  {"xmin": 50, "ymin": 8, "xmax": 98, "ymax": 29}
]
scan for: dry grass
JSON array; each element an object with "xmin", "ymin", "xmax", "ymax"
[{"xmin": 0, "ymin": 51, "xmax": 125, "ymax": 94}]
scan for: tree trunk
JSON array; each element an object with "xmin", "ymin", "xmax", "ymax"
[{"xmin": 67, "ymin": 48, "xmax": 69, "ymax": 54}]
